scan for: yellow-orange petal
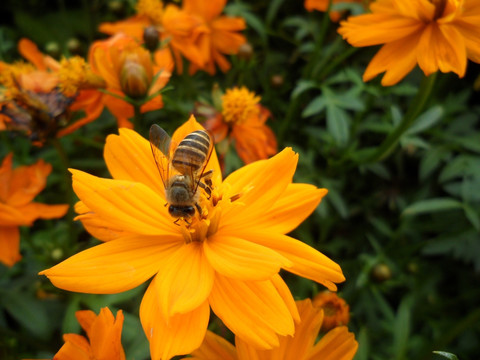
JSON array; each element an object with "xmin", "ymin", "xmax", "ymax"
[
  {"xmin": 242, "ymin": 231, "xmax": 344, "ymax": 291},
  {"xmin": 18, "ymin": 38, "xmax": 47, "ymax": 71},
  {"xmin": 204, "ymin": 234, "xmax": 292, "ymax": 280},
  {"xmin": 271, "ymin": 274, "xmax": 300, "ymax": 323},
  {"xmin": 209, "ymin": 274, "xmax": 295, "ymax": 349},
  {"xmin": 154, "ymin": 241, "xmax": 214, "ymax": 318},
  {"xmin": 189, "ymin": 331, "xmax": 237, "ymax": 360},
  {"xmin": 0, "ymin": 226, "xmax": 21, "ymax": 267},
  {"xmin": 140, "ymin": 276, "xmax": 210, "ymax": 360},
  {"xmin": 0, "ymin": 203, "xmax": 31, "ymax": 226},
  {"xmin": 74, "ymin": 201, "xmax": 127, "ymax": 241},
  {"xmin": 417, "ymin": 23, "xmax": 467, "ymax": 77},
  {"xmin": 54, "ymin": 334, "xmax": 91, "ymax": 360},
  {"xmin": 363, "ymin": 33, "xmax": 419, "ymax": 86},
  {"xmin": 39, "ymin": 234, "xmax": 182, "ymax": 294},
  {"xmin": 104, "ymin": 128, "xmax": 165, "ymax": 195},
  {"xmin": 19, "ymin": 203, "xmax": 69, "ymax": 223},
  {"xmin": 220, "ymin": 148, "xmax": 298, "ymax": 228},
  {"xmin": 227, "ymin": 184, "xmax": 327, "ymax": 235},
  {"xmin": 306, "ymin": 326, "xmax": 358, "ymax": 360},
  {"xmin": 70, "ymin": 169, "xmax": 176, "ymax": 235}
]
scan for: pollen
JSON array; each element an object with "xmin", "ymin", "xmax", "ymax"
[
  {"xmin": 221, "ymin": 86, "xmax": 261, "ymax": 125},
  {"xmin": 136, "ymin": 0, "xmax": 164, "ymax": 25},
  {"xmin": 58, "ymin": 57, "xmax": 105, "ymax": 97},
  {"xmin": 0, "ymin": 62, "xmax": 36, "ymax": 97}
]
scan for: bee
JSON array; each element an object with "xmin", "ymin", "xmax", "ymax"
[{"xmin": 149, "ymin": 124, "xmax": 213, "ymax": 222}]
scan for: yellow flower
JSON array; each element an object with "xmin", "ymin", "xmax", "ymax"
[
  {"xmin": 39, "ymin": 116, "xmax": 345, "ymax": 360},
  {"xmin": 0, "ymin": 153, "xmax": 68, "ymax": 267},
  {"xmin": 187, "ymin": 299, "xmax": 358, "ymax": 360},
  {"xmin": 54, "ymin": 307, "xmax": 125, "ymax": 360},
  {"xmin": 221, "ymin": 86, "xmax": 261, "ymax": 125},
  {"xmin": 313, "ymin": 290, "xmax": 351, "ymax": 331},
  {"xmin": 338, "ymin": 0, "xmax": 480, "ymax": 85}
]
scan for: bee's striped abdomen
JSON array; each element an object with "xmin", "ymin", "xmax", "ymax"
[{"xmin": 172, "ymin": 130, "xmax": 210, "ymax": 174}]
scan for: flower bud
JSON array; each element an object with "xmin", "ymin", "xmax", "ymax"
[
  {"xmin": 45, "ymin": 41, "xmax": 61, "ymax": 59},
  {"xmin": 237, "ymin": 42, "xmax": 253, "ymax": 61},
  {"xmin": 67, "ymin": 38, "xmax": 83, "ymax": 56},
  {"xmin": 119, "ymin": 50, "xmax": 153, "ymax": 99},
  {"xmin": 371, "ymin": 263, "xmax": 392, "ymax": 282},
  {"xmin": 143, "ymin": 26, "xmax": 160, "ymax": 52}
]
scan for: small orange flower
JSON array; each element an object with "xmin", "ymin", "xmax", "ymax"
[
  {"xmin": 187, "ymin": 299, "xmax": 358, "ymax": 360},
  {"xmin": 0, "ymin": 39, "xmax": 105, "ymax": 143},
  {"xmin": 40, "ymin": 116, "xmax": 344, "ymax": 360},
  {"xmin": 99, "ymin": 0, "xmax": 208, "ymax": 73},
  {"xmin": 183, "ymin": 0, "xmax": 247, "ymax": 74},
  {"xmin": 0, "ymin": 153, "xmax": 68, "ymax": 267},
  {"xmin": 338, "ymin": 0, "xmax": 480, "ymax": 85},
  {"xmin": 305, "ymin": 0, "xmax": 365, "ymax": 22},
  {"xmin": 313, "ymin": 290, "xmax": 351, "ymax": 331},
  {"xmin": 200, "ymin": 86, "xmax": 277, "ymax": 164},
  {"xmin": 53, "ymin": 307, "xmax": 125, "ymax": 360}
]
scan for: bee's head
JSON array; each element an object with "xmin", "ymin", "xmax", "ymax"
[{"xmin": 168, "ymin": 205, "xmax": 195, "ymax": 218}]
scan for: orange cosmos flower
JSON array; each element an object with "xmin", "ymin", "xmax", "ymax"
[
  {"xmin": 99, "ymin": 0, "xmax": 208, "ymax": 73},
  {"xmin": 40, "ymin": 116, "xmax": 345, "ymax": 360},
  {"xmin": 182, "ymin": 0, "xmax": 247, "ymax": 74},
  {"xmin": 313, "ymin": 290, "xmax": 351, "ymax": 331},
  {"xmin": 0, "ymin": 39, "xmax": 105, "ymax": 143},
  {"xmin": 187, "ymin": 299, "xmax": 358, "ymax": 360},
  {"xmin": 88, "ymin": 33, "xmax": 172, "ymax": 128},
  {"xmin": 338, "ymin": 0, "xmax": 480, "ymax": 86},
  {"xmin": 305, "ymin": 0, "xmax": 365, "ymax": 22},
  {"xmin": 0, "ymin": 153, "xmax": 68, "ymax": 267},
  {"xmin": 53, "ymin": 307, "xmax": 125, "ymax": 360},
  {"xmin": 200, "ymin": 86, "xmax": 277, "ymax": 165}
]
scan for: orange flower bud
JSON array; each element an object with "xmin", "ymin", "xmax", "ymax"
[{"xmin": 119, "ymin": 49, "xmax": 153, "ymax": 99}]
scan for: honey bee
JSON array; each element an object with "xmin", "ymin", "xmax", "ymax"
[{"xmin": 149, "ymin": 124, "xmax": 213, "ymax": 221}]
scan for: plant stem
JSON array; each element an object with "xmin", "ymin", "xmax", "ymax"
[
  {"xmin": 51, "ymin": 138, "xmax": 74, "ymax": 241},
  {"xmin": 132, "ymin": 104, "xmax": 142, "ymax": 131},
  {"xmin": 364, "ymin": 73, "xmax": 437, "ymax": 163}
]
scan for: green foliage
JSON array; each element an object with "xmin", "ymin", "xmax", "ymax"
[{"xmin": 0, "ymin": 0, "xmax": 478, "ymax": 360}]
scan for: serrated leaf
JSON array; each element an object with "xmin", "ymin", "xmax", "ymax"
[
  {"xmin": 3, "ymin": 292, "xmax": 51, "ymax": 339},
  {"xmin": 406, "ymin": 105, "xmax": 444, "ymax": 135},
  {"xmin": 302, "ymin": 95, "xmax": 327, "ymax": 117},
  {"xmin": 326, "ymin": 104, "xmax": 350, "ymax": 146},
  {"xmin": 402, "ymin": 198, "xmax": 463, "ymax": 216}
]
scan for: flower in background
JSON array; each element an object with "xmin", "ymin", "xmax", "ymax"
[
  {"xmin": 88, "ymin": 33, "xmax": 173, "ymax": 128},
  {"xmin": 99, "ymin": 0, "xmax": 208, "ymax": 73},
  {"xmin": 54, "ymin": 307, "xmax": 125, "ymax": 360},
  {"xmin": 338, "ymin": 0, "xmax": 480, "ymax": 86},
  {"xmin": 40, "ymin": 116, "xmax": 345, "ymax": 360},
  {"xmin": 182, "ymin": 0, "xmax": 247, "ymax": 74},
  {"xmin": 0, "ymin": 153, "xmax": 68, "ymax": 267},
  {"xmin": 187, "ymin": 299, "xmax": 358, "ymax": 360},
  {"xmin": 0, "ymin": 39, "xmax": 105, "ymax": 144},
  {"xmin": 198, "ymin": 86, "xmax": 277, "ymax": 165},
  {"xmin": 313, "ymin": 290, "xmax": 350, "ymax": 331},
  {"xmin": 305, "ymin": 0, "xmax": 365, "ymax": 22}
]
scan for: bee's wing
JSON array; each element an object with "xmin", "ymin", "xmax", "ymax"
[{"xmin": 149, "ymin": 124, "xmax": 171, "ymax": 189}]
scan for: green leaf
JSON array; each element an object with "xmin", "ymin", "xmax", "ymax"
[
  {"xmin": 326, "ymin": 104, "xmax": 350, "ymax": 146},
  {"xmin": 463, "ymin": 204, "xmax": 480, "ymax": 231},
  {"xmin": 402, "ymin": 198, "xmax": 463, "ymax": 216},
  {"xmin": 406, "ymin": 105, "xmax": 444, "ymax": 135},
  {"xmin": 432, "ymin": 351, "xmax": 459, "ymax": 360},
  {"xmin": 302, "ymin": 95, "xmax": 327, "ymax": 117},
  {"xmin": 3, "ymin": 292, "xmax": 51, "ymax": 339},
  {"xmin": 419, "ymin": 147, "xmax": 450, "ymax": 181},
  {"xmin": 291, "ymin": 80, "xmax": 318, "ymax": 99},
  {"xmin": 393, "ymin": 297, "xmax": 412, "ymax": 360}
]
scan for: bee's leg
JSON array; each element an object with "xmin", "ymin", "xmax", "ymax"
[
  {"xmin": 195, "ymin": 202, "xmax": 203, "ymax": 217},
  {"xmin": 198, "ymin": 181, "xmax": 212, "ymax": 199},
  {"xmin": 173, "ymin": 218, "xmax": 181, "ymax": 226},
  {"xmin": 200, "ymin": 169, "xmax": 213, "ymax": 179}
]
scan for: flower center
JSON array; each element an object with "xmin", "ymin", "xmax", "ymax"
[
  {"xmin": 136, "ymin": 0, "xmax": 164, "ymax": 25},
  {"xmin": 221, "ymin": 87, "xmax": 260, "ymax": 125}
]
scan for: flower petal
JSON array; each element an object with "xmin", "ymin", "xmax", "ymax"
[
  {"xmin": 155, "ymin": 241, "xmax": 214, "ymax": 317},
  {"xmin": 190, "ymin": 331, "xmax": 237, "ymax": 360},
  {"xmin": 74, "ymin": 201, "xmax": 127, "ymax": 241},
  {"xmin": 104, "ymin": 128, "xmax": 165, "ymax": 195},
  {"xmin": 209, "ymin": 274, "xmax": 295, "ymax": 349},
  {"xmin": 39, "ymin": 234, "xmax": 182, "ymax": 294},
  {"xmin": 71, "ymin": 169, "xmax": 176, "ymax": 236},
  {"xmin": 220, "ymin": 148, "xmax": 298, "ymax": 228},
  {"xmin": 141, "ymin": 276, "xmax": 210, "ymax": 360},
  {"xmin": 55, "ymin": 334, "xmax": 91, "ymax": 360},
  {"xmin": 240, "ymin": 231, "xmax": 344, "ymax": 291},
  {"xmin": 204, "ymin": 234, "xmax": 292, "ymax": 280},
  {"xmin": 0, "ymin": 226, "xmax": 21, "ymax": 267},
  {"xmin": 307, "ymin": 326, "xmax": 358, "ymax": 360},
  {"xmin": 19, "ymin": 203, "xmax": 69, "ymax": 223}
]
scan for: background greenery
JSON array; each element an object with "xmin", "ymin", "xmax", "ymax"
[{"xmin": 1, "ymin": 0, "xmax": 479, "ymax": 359}]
